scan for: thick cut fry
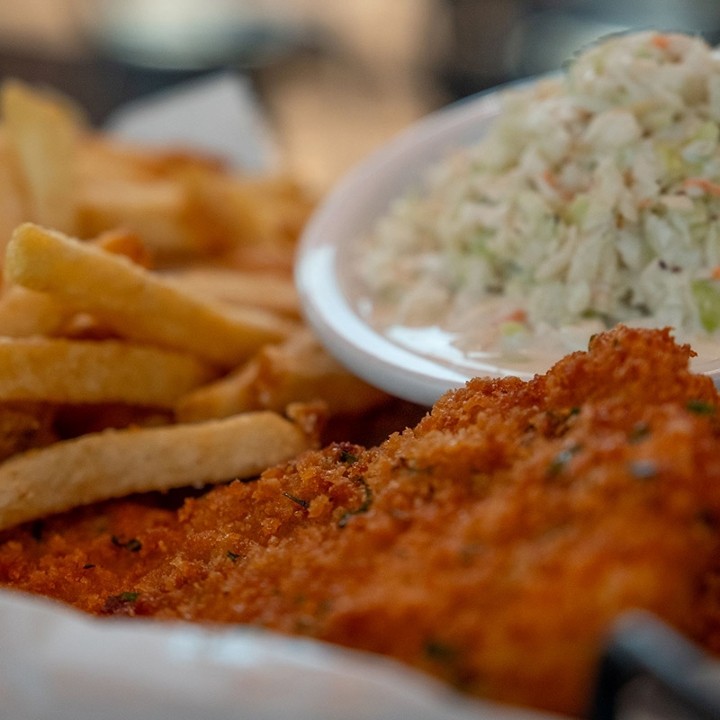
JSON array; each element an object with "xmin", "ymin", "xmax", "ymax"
[
  {"xmin": 0, "ymin": 83, "xmax": 374, "ymax": 540},
  {"xmin": 0, "ymin": 337, "xmax": 216, "ymax": 407},
  {"xmin": 176, "ymin": 329, "xmax": 388, "ymax": 422},
  {"xmin": 0, "ymin": 285, "xmax": 70, "ymax": 337},
  {"xmin": 252, "ymin": 330, "xmax": 389, "ymax": 414},
  {"xmin": 0, "ymin": 411, "xmax": 312, "ymax": 530},
  {"xmin": 76, "ymin": 142, "xmax": 237, "ymax": 259},
  {"xmin": 163, "ymin": 267, "xmax": 299, "ymax": 317},
  {"xmin": 6, "ymin": 223, "xmax": 294, "ymax": 367},
  {"xmin": 176, "ymin": 359, "xmax": 261, "ymax": 422},
  {"xmin": 91, "ymin": 227, "xmax": 153, "ymax": 268},
  {"xmin": 0, "ymin": 134, "xmax": 25, "ymax": 264},
  {"xmin": 77, "ymin": 135, "xmax": 225, "ymax": 184},
  {"xmin": 77, "ymin": 178, "xmax": 202, "ymax": 258},
  {"xmin": 1, "ymin": 80, "xmax": 81, "ymax": 233},
  {"xmin": 0, "ymin": 229, "xmax": 152, "ymax": 338}
]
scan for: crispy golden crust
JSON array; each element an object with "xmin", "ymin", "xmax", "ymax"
[{"xmin": 2, "ymin": 326, "xmax": 720, "ymax": 715}]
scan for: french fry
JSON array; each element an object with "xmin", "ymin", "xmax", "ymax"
[
  {"xmin": 91, "ymin": 227, "xmax": 154, "ymax": 268},
  {"xmin": 254, "ymin": 329, "xmax": 389, "ymax": 414},
  {"xmin": 162, "ymin": 267, "xmax": 299, "ymax": 317},
  {"xmin": 6, "ymin": 223, "xmax": 294, "ymax": 367},
  {"xmin": 0, "ymin": 411, "xmax": 313, "ymax": 531},
  {"xmin": 176, "ymin": 329, "xmax": 388, "ymax": 422},
  {"xmin": 223, "ymin": 175, "xmax": 314, "ymax": 248},
  {"xmin": 0, "ymin": 133, "xmax": 26, "ymax": 265},
  {"xmin": 222, "ymin": 177, "xmax": 315, "ymax": 273},
  {"xmin": 176, "ymin": 359, "xmax": 261, "ymax": 422},
  {"xmin": 0, "ymin": 337, "xmax": 216, "ymax": 407},
  {"xmin": 0, "ymin": 228, "xmax": 153, "ymax": 338},
  {"xmin": 76, "ymin": 140, "xmax": 236, "ymax": 259},
  {"xmin": 78, "ymin": 135, "xmax": 225, "ymax": 184},
  {"xmin": 0, "ymin": 82, "xmax": 391, "ymax": 534},
  {"xmin": 0, "ymin": 285, "xmax": 71, "ymax": 337},
  {"xmin": 1, "ymin": 80, "xmax": 82, "ymax": 233},
  {"xmin": 76, "ymin": 177, "xmax": 204, "ymax": 259}
]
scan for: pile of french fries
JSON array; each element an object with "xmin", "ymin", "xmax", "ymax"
[{"xmin": 0, "ymin": 80, "xmax": 388, "ymax": 531}]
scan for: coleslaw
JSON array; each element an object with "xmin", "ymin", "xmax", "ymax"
[{"xmin": 360, "ymin": 31, "xmax": 720, "ymax": 369}]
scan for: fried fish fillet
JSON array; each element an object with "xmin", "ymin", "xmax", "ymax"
[{"xmin": 2, "ymin": 325, "xmax": 720, "ymax": 715}]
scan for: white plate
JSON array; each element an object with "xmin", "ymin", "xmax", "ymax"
[
  {"xmin": 1, "ymin": 590, "xmax": 551, "ymax": 720},
  {"xmin": 296, "ymin": 87, "xmax": 513, "ymax": 406},
  {"xmin": 296, "ymin": 81, "xmax": 720, "ymax": 405}
]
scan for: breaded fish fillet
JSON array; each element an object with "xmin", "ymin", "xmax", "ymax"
[{"xmin": 2, "ymin": 326, "xmax": 720, "ymax": 715}]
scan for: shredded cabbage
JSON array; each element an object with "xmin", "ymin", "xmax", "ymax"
[{"xmin": 361, "ymin": 31, "xmax": 720, "ymax": 362}]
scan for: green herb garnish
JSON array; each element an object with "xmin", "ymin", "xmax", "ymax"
[
  {"xmin": 111, "ymin": 535, "xmax": 142, "ymax": 552},
  {"xmin": 338, "ymin": 477, "xmax": 373, "ymax": 527},
  {"xmin": 283, "ymin": 492, "xmax": 310, "ymax": 509},
  {"xmin": 686, "ymin": 399, "xmax": 715, "ymax": 415},
  {"xmin": 339, "ymin": 448, "xmax": 359, "ymax": 464},
  {"xmin": 629, "ymin": 422, "xmax": 651, "ymax": 443},
  {"xmin": 424, "ymin": 639, "xmax": 459, "ymax": 664}
]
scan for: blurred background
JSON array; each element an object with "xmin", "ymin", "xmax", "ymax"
[{"xmin": 0, "ymin": 0, "xmax": 719, "ymax": 191}]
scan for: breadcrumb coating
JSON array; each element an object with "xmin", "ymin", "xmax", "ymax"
[{"xmin": 2, "ymin": 326, "xmax": 720, "ymax": 715}]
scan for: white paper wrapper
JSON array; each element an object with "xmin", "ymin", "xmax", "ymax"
[{"xmin": 0, "ymin": 77, "xmax": 565, "ymax": 720}]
